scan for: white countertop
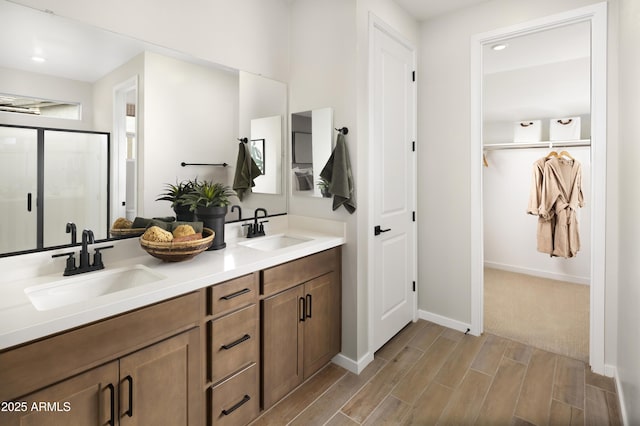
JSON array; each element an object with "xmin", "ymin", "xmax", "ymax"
[{"xmin": 0, "ymin": 215, "xmax": 345, "ymax": 350}]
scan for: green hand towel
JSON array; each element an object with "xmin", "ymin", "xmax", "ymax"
[
  {"xmin": 320, "ymin": 133, "xmax": 356, "ymax": 214},
  {"xmin": 232, "ymin": 142, "xmax": 262, "ymax": 201},
  {"xmin": 132, "ymin": 216, "xmax": 175, "ymax": 229}
]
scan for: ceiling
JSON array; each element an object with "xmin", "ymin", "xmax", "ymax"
[
  {"xmin": 393, "ymin": 0, "xmax": 491, "ymax": 21},
  {"xmin": 0, "ymin": 0, "xmax": 201, "ymax": 83}
]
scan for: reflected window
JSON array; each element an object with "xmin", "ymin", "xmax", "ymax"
[{"xmin": 0, "ymin": 93, "xmax": 81, "ymax": 120}]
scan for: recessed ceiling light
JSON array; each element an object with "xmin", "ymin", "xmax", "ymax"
[
  {"xmin": 491, "ymin": 44, "xmax": 508, "ymax": 51},
  {"xmin": 31, "ymin": 56, "xmax": 46, "ymax": 63}
]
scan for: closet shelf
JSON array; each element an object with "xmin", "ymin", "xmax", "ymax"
[{"xmin": 483, "ymin": 139, "xmax": 591, "ymax": 150}]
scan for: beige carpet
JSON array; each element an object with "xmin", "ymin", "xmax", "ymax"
[{"xmin": 484, "ymin": 267, "xmax": 590, "ymax": 362}]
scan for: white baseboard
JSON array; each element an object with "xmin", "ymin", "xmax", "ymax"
[
  {"xmin": 418, "ymin": 309, "xmax": 473, "ymax": 335},
  {"xmin": 332, "ymin": 351, "xmax": 374, "ymax": 375},
  {"xmin": 608, "ymin": 365, "xmax": 629, "ymax": 426},
  {"xmin": 484, "ymin": 261, "xmax": 589, "ymax": 285}
]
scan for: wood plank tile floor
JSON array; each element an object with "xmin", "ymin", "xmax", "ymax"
[{"xmin": 251, "ymin": 320, "xmax": 622, "ymax": 425}]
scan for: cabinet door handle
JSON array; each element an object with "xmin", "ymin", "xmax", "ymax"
[
  {"xmin": 220, "ymin": 288, "xmax": 250, "ymax": 300},
  {"xmin": 221, "ymin": 394, "xmax": 251, "ymax": 416},
  {"xmin": 123, "ymin": 375, "xmax": 133, "ymax": 417},
  {"xmin": 306, "ymin": 294, "xmax": 312, "ymax": 318},
  {"xmin": 221, "ymin": 334, "xmax": 250, "ymax": 350},
  {"xmin": 106, "ymin": 383, "xmax": 115, "ymax": 426},
  {"xmin": 299, "ymin": 297, "xmax": 306, "ymax": 322},
  {"xmin": 27, "ymin": 193, "xmax": 32, "ymax": 212}
]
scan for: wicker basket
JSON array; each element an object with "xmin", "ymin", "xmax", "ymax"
[
  {"xmin": 110, "ymin": 228, "xmax": 146, "ymax": 239},
  {"xmin": 139, "ymin": 228, "xmax": 214, "ymax": 262}
]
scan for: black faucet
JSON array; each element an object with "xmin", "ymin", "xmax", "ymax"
[
  {"xmin": 79, "ymin": 230, "xmax": 94, "ymax": 269},
  {"xmin": 231, "ymin": 205, "xmax": 242, "ymax": 221},
  {"xmin": 244, "ymin": 208, "xmax": 268, "ymax": 238},
  {"xmin": 52, "ymin": 228, "xmax": 113, "ymax": 276},
  {"xmin": 66, "ymin": 222, "xmax": 77, "ymax": 245}
]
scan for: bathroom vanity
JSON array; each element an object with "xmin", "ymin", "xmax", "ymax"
[{"xmin": 0, "ymin": 216, "xmax": 344, "ymax": 425}]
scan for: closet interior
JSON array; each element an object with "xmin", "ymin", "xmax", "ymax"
[{"xmin": 481, "ymin": 21, "xmax": 592, "ymax": 362}]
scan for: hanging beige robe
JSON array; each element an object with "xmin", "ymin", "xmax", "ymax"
[
  {"xmin": 539, "ymin": 157, "xmax": 584, "ymax": 258},
  {"xmin": 527, "ymin": 157, "xmax": 555, "ymax": 254}
]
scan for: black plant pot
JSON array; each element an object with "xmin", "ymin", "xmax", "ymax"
[
  {"xmin": 195, "ymin": 205, "xmax": 228, "ymax": 250},
  {"xmin": 173, "ymin": 204, "xmax": 196, "ymax": 222}
]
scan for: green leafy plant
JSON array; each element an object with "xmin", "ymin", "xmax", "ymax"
[
  {"xmin": 317, "ymin": 177, "xmax": 332, "ymax": 197},
  {"xmin": 183, "ymin": 180, "xmax": 236, "ymax": 211},
  {"xmin": 156, "ymin": 179, "xmax": 197, "ymax": 208},
  {"xmin": 317, "ymin": 177, "xmax": 330, "ymax": 191}
]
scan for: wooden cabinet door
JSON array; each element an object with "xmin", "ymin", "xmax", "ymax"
[
  {"xmin": 261, "ymin": 285, "xmax": 305, "ymax": 409},
  {"xmin": 303, "ymin": 272, "xmax": 341, "ymax": 379},
  {"xmin": 1, "ymin": 361, "xmax": 119, "ymax": 426},
  {"xmin": 119, "ymin": 328, "xmax": 201, "ymax": 426}
]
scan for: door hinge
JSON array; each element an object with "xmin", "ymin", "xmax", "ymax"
[
  {"xmin": 412, "ymin": 141, "xmax": 415, "ymax": 152},
  {"xmin": 412, "ymin": 211, "xmax": 416, "ymax": 222},
  {"xmin": 412, "ymin": 281, "xmax": 416, "ymax": 292},
  {"xmin": 412, "ymin": 70, "xmax": 415, "ymax": 82}
]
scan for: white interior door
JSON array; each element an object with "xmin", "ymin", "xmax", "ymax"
[{"xmin": 371, "ymin": 21, "xmax": 416, "ymax": 352}]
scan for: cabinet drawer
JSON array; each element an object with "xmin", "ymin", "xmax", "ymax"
[
  {"xmin": 210, "ymin": 363, "xmax": 259, "ymax": 426},
  {"xmin": 209, "ymin": 273, "xmax": 257, "ymax": 317},
  {"xmin": 209, "ymin": 304, "xmax": 258, "ymax": 384},
  {"xmin": 261, "ymin": 248, "xmax": 339, "ymax": 296}
]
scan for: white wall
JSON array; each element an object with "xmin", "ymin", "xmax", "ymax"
[
  {"xmin": 418, "ymin": 0, "xmax": 619, "ymax": 366},
  {"xmin": 142, "ymin": 52, "xmax": 238, "ymax": 218},
  {"xmin": 288, "ymin": 0, "xmax": 419, "ymax": 365},
  {"xmin": 617, "ymin": 0, "xmax": 640, "ymax": 422},
  {"xmin": 288, "ymin": 0, "xmax": 360, "ymax": 362}
]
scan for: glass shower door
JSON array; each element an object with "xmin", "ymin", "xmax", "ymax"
[
  {"xmin": 43, "ymin": 130, "xmax": 109, "ymax": 247},
  {"xmin": 0, "ymin": 127, "xmax": 38, "ymax": 254}
]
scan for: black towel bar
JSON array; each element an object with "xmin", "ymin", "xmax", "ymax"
[{"xmin": 181, "ymin": 162, "xmax": 228, "ymax": 167}]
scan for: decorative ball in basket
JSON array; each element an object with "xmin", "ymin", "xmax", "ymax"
[{"xmin": 140, "ymin": 227, "xmax": 214, "ymax": 262}]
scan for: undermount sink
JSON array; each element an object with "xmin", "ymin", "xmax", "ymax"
[
  {"xmin": 24, "ymin": 265, "xmax": 166, "ymax": 311},
  {"xmin": 239, "ymin": 234, "xmax": 311, "ymax": 251}
]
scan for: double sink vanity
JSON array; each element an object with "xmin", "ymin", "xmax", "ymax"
[{"xmin": 0, "ymin": 215, "xmax": 345, "ymax": 425}]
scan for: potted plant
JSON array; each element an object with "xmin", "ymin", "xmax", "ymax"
[
  {"xmin": 156, "ymin": 179, "xmax": 197, "ymax": 221},
  {"xmin": 317, "ymin": 177, "xmax": 331, "ymax": 198},
  {"xmin": 183, "ymin": 180, "xmax": 235, "ymax": 250}
]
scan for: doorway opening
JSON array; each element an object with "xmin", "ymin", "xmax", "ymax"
[
  {"xmin": 470, "ymin": 3, "xmax": 608, "ymax": 374},
  {"xmin": 113, "ymin": 77, "xmax": 138, "ymax": 221}
]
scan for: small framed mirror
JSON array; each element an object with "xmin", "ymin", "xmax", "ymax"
[{"xmin": 291, "ymin": 107, "xmax": 333, "ymax": 198}]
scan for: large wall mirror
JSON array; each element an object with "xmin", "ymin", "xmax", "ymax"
[{"xmin": 0, "ymin": 0, "xmax": 287, "ymax": 256}]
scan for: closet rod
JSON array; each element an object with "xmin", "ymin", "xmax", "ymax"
[{"xmin": 483, "ymin": 139, "xmax": 591, "ymax": 151}]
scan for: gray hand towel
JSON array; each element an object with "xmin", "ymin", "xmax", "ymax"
[
  {"xmin": 233, "ymin": 142, "xmax": 262, "ymax": 201},
  {"xmin": 320, "ymin": 133, "xmax": 356, "ymax": 213}
]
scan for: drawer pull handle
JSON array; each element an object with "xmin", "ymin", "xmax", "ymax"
[
  {"xmin": 106, "ymin": 383, "xmax": 115, "ymax": 426},
  {"xmin": 221, "ymin": 334, "xmax": 251, "ymax": 350},
  {"xmin": 124, "ymin": 375, "xmax": 133, "ymax": 417},
  {"xmin": 221, "ymin": 394, "xmax": 251, "ymax": 416},
  {"xmin": 220, "ymin": 288, "xmax": 251, "ymax": 300}
]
